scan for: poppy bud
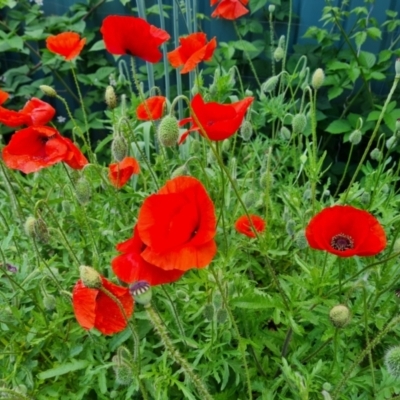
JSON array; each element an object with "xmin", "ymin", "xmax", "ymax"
[
  {"xmin": 393, "ymin": 238, "xmax": 400, "ymax": 253},
  {"xmin": 190, "ymin": 138, "xmax": 201, "ymax": 154},
  {"xmin": 360, "ymin": 191, "xmax": 371, "ymax": 205},
  {"xmin": 311, "ymin": 68, "xmax": 325, "ymax": 90},
  {"xmin": 292, "ymin": 113, "xmax": 307, "ymax": 134},
  {"xmin": 105, "ymin": 86, "xmax": 117, "ymax": 109},
  {"xmin": 24, "ymin": 216, "xmax": 36, "ymax": 238},
  {"xmin": 111, "ymin": 135, "xmax": 128, "ymax": 162},
  {"xmin": 286, "ymin": 219, "xmax": 296, "ymax": 236},
  {"xmin": 171, "ymin": 165, "xmax": 189, "ymax": 178},
  {"xmin": 268, "ymin": 4, "xmax": 275, "ymax": 12},
  {"xmin": 386, "ymin": 135, "xmax": 397, "ymax": 150},
  {"xmin": 207, "ymin": 149, "xmax": 217, "ymax": 165},
  {"xmin": 240, "ymin": 120, "xmax": 253, "ymax": 141},
  {"xmin": 74, "ymin": 177, "xmax": 91, "ymax": 205},
  {"xmin": 262, "ymin": 76, "xmax": 279, "ymax": 93},
  {"xmin": 43, "ymin": 293, "xmax": 56, "ymax": 311},
  {"xmin": 213, "ymin": 293, "xmax": 223, "ymax": 309},
  {"xmin": 274, "ymin": 47, "xmax": 285, "ymax": 62},
  {"xmin": 158, "ymin": 115, "xmax": 179, "ymax": 147},
  {"xmin": 295, "ymin": 230, "xmax": 308, "ymax": 249},
  {"xmin": 245, "ymin": 89, "xmax": 253, "ymax": 97},
  {"xmin": 203, "ymin": 303, "xmax": 215, "ymax": 321},
  {"xmin": 242, "ymin": 190, "xmax": 257, "ymax": 208},
  {"xmin": 385, "ymin": 346, "xmax": 400, "ymax": 378},
  {"xmin": 230, "ymin": 157, "xmax": 237, "ymax": 180},
  {"xmin": 62, "ymin": 200, "xmax": 72, "ymax": 214},
  {"xmin": 115, "ymin": 363, "xmax": 133, "ymax": 385},
  {"xmin": 260, "ymin": 171, "xmax": 274, "ymax": 188},
  {"xmin": 322, "ymin": 189, "xmax": 330, "ymax": 197},
  {"xmin": 34, "ymin": 218, "xmax": 50, "ymax": 243},
  {"xmin": 279, "ymin": 126, "xmax": 291, "ymax": 141},
  {"xmin": 329, "ymin": 304, "xmax": 351, "ymax": 328},
  {"xmin": 216, "ymin": 308, "xmax": 228, "ymax": 324},
  {"xmin": 129, "ymin": 281, "xmax": 152, "ymax": 305},
  {"xmin": 110, "ymin": 391, "xmax": 118, "ymax": 399},
  {"xmin": 396, "ymin": 58, "xmax": 400, "ymax": 78},
  {"xmin": 79, "ymin": 265, "xmax": 102, "ymax": 289},
  {"xmin": 39, "ymin": 85, "xmax": 57, "ymax": 97},
  {"xmin": 222, "ymin": 139, "xmax": 231, "ymax": 152},
  {"xmin": 349, "ymin": 129, "xmax": 362, "ymax": 145},
  {"xmin": 370, "ymin": 148, "xmax": 382, "ymax": 161}
]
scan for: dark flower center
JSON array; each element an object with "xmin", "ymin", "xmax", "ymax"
[
  {"xmin": 39, "ymin": 135, "xmax": 53, "ymax": 144},
  {"xmin": 331, "ymin": 233, "xmax": 354, "ymax": 251}
]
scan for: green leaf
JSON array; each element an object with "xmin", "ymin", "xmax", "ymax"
[
  {"xmin": 359, "ymin": 51, "xmax": 376, "ymax": 68},
  {"xmin": 327, "ymin": 61, "xmax": 349, "ymax": 71},
  {"xmin": 353, "ymin": 31, "xmax": 367, "ymax": 49},
  {"xmin": 325, "ymin": 119, "xmax": 352, "ymax": 134},
  {"xmin": 233, "ymin": 40, "xmax": 259, "ymax": 53},
  {"xmin": 379, "ymin": 50, "xmax": 392, "ymax": 64},
  {"xmin": 366, "ymin": 27, "xmax": 382, "ymax": 40},
  {"xmin": 250, "ymin": 0, "xmax": 268, "ymax": 13},
  {"xmin": 89, "ymin": 40, "xmax": 105, "ymax": 52},
  {"xmin": 328, "ymin": 86, "xmax": 343, "ymax": 100},
  {"xmin": 370, "ymin": 71, "xmax": 386, "ymax": 81},
  {"xmin": 231, "ymin": 295, "xmax": 272, "ymax": 309},
  {"xmin": 37, "ymin": 360, "xmax": 89, "ymax": 380}
]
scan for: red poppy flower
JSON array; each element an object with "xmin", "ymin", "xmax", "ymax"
[
  {"xmin": 136, "ymin": 96, "xmax": 166, "ymax": 121},
  {"xmin": 101, "ymin": 15, "xmax": 170, "ymax": 63},
  {"xmin": 2, "ymin": 126, "xmax": 87, "ymax": 174},
  {"xmin": 46, "ymin": 32, "xmax": 86, "ymax": 61},
  {"xmin": 167, "ymin": 33, "xmax": 217, "ymax": 74},
  {"xmin": 137, "ymin": 176, "xmax": 217, "ymax": 271},
  {"xmin": 179, "ymin": 94, "xmax": 253, "ymax": 143},
  {"xmin": 0, "ymin": 90, "xmax": 9, "ymax": 105},
  {"xmin": 305, "ymin": 205, "xmax": 387, "ymax": 257},
  {"xmin": 72, "ymin": 276, "xmax": 134, "ymax": 335},
  {"xmin": 211, "ymin": 0, "xmax": 249, "ymax": 20},
  {"xmin": 108, "ymin": 157, "xmax": 140, "ymax": 188},
  {"xmin": 0, "ymin": 97, "xmax": 55, "ymax": 128},
  {"xmin": 112, "ymin": 225, "xmax": 186, "ymax": 285},
  {"xmin": 235, "ymin": 215, "xmax": 266, "ymax": 238}
]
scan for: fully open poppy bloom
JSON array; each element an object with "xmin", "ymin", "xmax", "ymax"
[
  {"xmin": 2, "ymin": 126, "xmax": 87, "ymax": 174},
  {"xmin": 108, "ymin": 157, "xmax": 140, "ymax": 188},
  {"xmin": 235, "ymin": 215, "xmax": 266, "ymax": 238},
  {"xmin": 46, "ymin": 32, "xmax": 86, "ymax": 61},
  {"xmin": 211, "ymin": 0, "xmax": 249, "ymax": 20},
  {"xmin": 305, "ymin": 205, "xmax": 386, "ymax": 257},
  {"xmin": 137, "ymin": 176, "xmax": 217, "ymax": 271},
  {"xmin": 112, "ymin": 225, "xmax": 185, "ymax": 285},
  {"xmin": 72, "ymin": 276, "xmax": 134, "ymax": 335},
  {"xmin": 101, "ymin": 15, "xmax": 170, "ymax": 63},
  {"xmin": 167, "ymin": 33, "xmax": 217, "ymax": 74},
  {"xmin": 136, "ymin": 96, "xmax": 166, "ymax": 121},
  {"xmin": 179, "ymin": 94, "xmax": 253, "ymax": 143}
]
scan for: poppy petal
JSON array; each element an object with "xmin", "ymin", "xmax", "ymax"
[
  {"xmin": 46, "ymin": 32, "xmax": 86, "ymax": 61},
  {"xmin": 72, "ymin": 280, "xmax": 97, "ymax": 330},
  {"xmin": 136, "ymin": 96, "xmax": 166, "ymax": 120},
  {"xmin": 108, "ymin": 156, "xmax": 140, "ymax": 188},
  {"xmin": 235, "ymin": 215, "xmax": 266, "ymax": 238}
]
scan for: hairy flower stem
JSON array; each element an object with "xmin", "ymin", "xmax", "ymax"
[
  {"xmin": 145, "ymin": 303, "xmax": 213, "ymax": 400},
  {"xmin": 343, "ymin": 76, "xmax": 400, "ymax": 203},
  {"xmin": 269, "ymin": 12, "xmax": 276, "ymax": 77},
  {"xmin": 334, "ymin": 144, "xmax": 354, "ymax": 197},
  {"xmin": 332, "ymin": 314, "xmax": 400, "ymax": 399},
  {"xmin": 363, "ymin": 288, "xmax": 376, "ymax": 396}
]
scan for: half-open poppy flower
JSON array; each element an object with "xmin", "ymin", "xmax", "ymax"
[
  {"xmin": 136, "ymin": 96, "xmax": 166, "ymax": 121},
  {"xmin": 211, "ymin": 0, "xmax": 249, "ymax": 20},
  {"xmin": 108, "ymin": 156, "xmax": 140, "ymax": 188},
  {"xmin": 72, "ymin": 276, "xmax": 134, "ymax": 335},
  {"xmin": 167, "ymin": 33, "xmax": 217, "ymax": 74},
  {"xmin": 101, "ymin": 15, "xmax": 170, "ymax": 63},
  {"xmin": 179, "ymin": 94, "xmax": 253, "ymax": 143},
  {"xmin": 46, "ymin": 32, "xmax": 86, "ymax": 61},
  {"xmin": 305, "ymin": 205, "xmax": 386, "ymax": 257},
  {"xmin": 2, "ymin": 126, "xmax": 87, "ymax": 174},
  {"xmin": 112, "ymin": 225, "xmax": 186, "ymax": 285},
  {"xmin": 235, "ymin": 215, "xmax": 266, "ymax": 238},
  {"xmin": 137, "ymin": 176, "xmax": 217, "ymax": 271}
]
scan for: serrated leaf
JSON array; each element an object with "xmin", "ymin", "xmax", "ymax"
[
  {"xmin": 353, "ymin": 31, "xmax": 367, "ymax": 49},
  {"xmin": 327, "ymin": 61, "xmax": 349, "ymax": 71},
  {"xmin": 89, "ymin": 40, "xmax": 105, "ymax": 52},
  {"xmin": 233, "ymin": 40, "xmax": 259, "ymax": 53},
  {"xmin": 250, "ymin": 0, "xmax": 268, "ymax": 13},
  {"xmin": 326, "ymin": 119, "xmax": 352, "ymax": 134},
  {"xmin": 359, "ymin": 51, "xmax": 376, "ymax": 68},
  {"xmin": 328, "ymin": 86, "xmax": 343, "ymax": 100},
  {"xmin": 37, "ymin": 360, "xmax": 89, "ymax": 380},
  {"xmin": 367, "ymin": 27, "xmax": 382, "ymax": 40}
]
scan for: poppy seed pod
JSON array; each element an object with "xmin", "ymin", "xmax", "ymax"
[
  {"xmin": 39, "ymin": 85, "xmax": 57, "ymax": 97},
  {"xmin": 349, "ymin": 129, "xmax": 362, "ymax": 145},
  {"xmin": 311, "ymin": 68, "xmax": 325, "ymax": 90},
  {"xmin": 129, "ymin": 281, "xmax": 152, "ymax": 305},
  {"xmin": 158, "ymin": 115, "xmax": 179, "ymax": 147},
  {"xmin": 79, "ymin": 265, "xmax": 102, "ymax": 289},
  {"xmin": 385, "ymin": 346, "xmax": 400, "ymax": 378},
  {"xmin": 105, "ymin": 85, "xmax": 117, "ymax": 109},
  {"xmin": 240, "ymin": 120, "xmax": 253, "ymax": 141},
  {"xmin": 292, "ymin": 113, "xmax": 307, "ymax": 134},
  {"xmin": 262, "ymin": 76, "xmax": 279, "ymax": 93},
  {"xmin": 329, "ymin": 304, "xmax": 351, "ymax": 328},
  {"xmin": 74, "ymin": 177, "xmax": 91, "ymax": 205},
  {"xmin": 111, "ymin": 135, "xmax": 128, "ymax": 162}
]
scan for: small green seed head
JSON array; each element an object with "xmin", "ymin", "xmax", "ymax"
[
  {"xmin": 39, "ymin": 85, "xmax": 57, "ymax": 97},
  {"xmin": 158, "ymin": 115, "xmax": 179, "ymax": 147},
  {"xmin": 242, "ymin": 190, "xmax": 258, "ymax": 208},
  {"xmin": 268, "ymin": 4, "xmax": 275, "ymax": 13},
  {"xmin": 240, "ymin": 120, "xmax": 253, "ymax": 141},
  {"xmin": 105, "ymin": 85, "xmax": 117, "ymax": 109},
  {"xmin": 74, "ymin": 177, "xmax": 91, "ymax": 205},
  {"xmin": 129, "ymin": 281, "xmax": 152, "ymax": 305},
  {"xmin": 370, "ymin": 148, "xmax": 382, "ymax": 161},
  {"xmin": 349, "ymin": 129, "xmax": 362, "ymax": 145},
  {"xmin": 285, "ymin": 219, "xmax": 296, "ymax": 236},
  {"xmin": 203, "ymin": 303, "xmax": 215, "ymax": 321},
  {"xmin": 329, "ymin": 304, "xmax": 351, "ymax": 328},
  {"xmin": 279, "ymin": 126, "xmax": 291, "ymax": 141},
  {"xmin": 216, "ymin": 308, "xmax": 228, "ymax": 324},
  {"xmin": 295, "ymin": 230, "xmax": 308, "ymax": 249},
  {"xmin": 262, "ymin": 76, "xmax": 279, "ymax": 93},
  {"xmin": 79, "ymin": 265, "xmax": 102, "ymax": 289},
  {"xmin": 273, "ymin": 47, "xmax": 285, "ymax": 62},
  {"xmin": 43, "ymin": 294, "xmax": 56, "ymax": 311},
  {"xmin": 385, "ymin": 346, "xmax": 400, "ymax": 378},
  {"xmin": 115, "ymin": 363, "xmax": 133, "ymax": 386},
  {"xmin": 111, "ymin": 135, "xmax": 128, "ymax": 162},
  {"xmin": 311, "ymin": 68, "xmax": 325, "ymax": 90},
  {"xmin": 292, "ymin": 114, "xmax": 307, "ymax": 134},
  {"xmin": 386, "ymin": 135, "xmax": 397, "ymax": 150}
]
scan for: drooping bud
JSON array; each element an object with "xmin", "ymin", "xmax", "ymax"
[
  {"xmin": 213, "ymin": 293, "xmax": 223, "ymax": 309},
  {"xmin": 222, "ymin": 139, "xmax": 231, "ymax": 152},
  {"xmin": 34, "ymin": 218, "xmax": 50, "ymax": 243},
  {"xmin": 24, "ymin": 216, "xmax": 36, "ymax": 238},
  {"xmin": 260, "ymin": 171, "xmax": 274, "ymax": 188},
  {"xmin": 111, "ymin": 135, "xmax": 128, "ymax": 162},
  {"xmin": 105, "ymin": 86, "xmax": 117, "ymax": 109},
  {"xmin": 242, "ymin": 190, "xmax": 258, "ymax": 208},
  {"xmin": 370, "ymin": 148, "xmax": 382, "ymax": 161},
  {"xmin": 216, "ymin": 308, "xmax": 228, "ymax": 324},
  {"xmin": 273, "ymin": 47, "xmax": 285, "ymax": 62},
  {"xmin": 262, "ymin": 76, "xmax": 279, "ymax": 93},
  {"xmin": 360, "ymin": 191, "xmax": 371, "ymax": 206},
  {"xmin": 295, "ymin": 230, "xmax": 308, "ymax": 249},
  {"xmin": 43, "ymin": 293, "xmax": 56, "ymax": 311},
  {"xmin": 129, "ymin": 281, "xmax": 152, "ymax": 305},
  {"xmin": 349, "ymin": 129, "xmax": 362, "ymax": 145},
  {"xmin": 74, "ymin": 177, "xmax": 91, "ymax": 205},
  {"xmin": 311, "ymin": 68, "xmax": 325, "ymax": 90},
  {"xmin": 292, "ymin": 113, "xmax": 307, "ymax": 134},
  {"xmin": 203, "ymin": 303, "xmax": 215, "ymax": 321},
  {"xmin": 158, "ymin": 115, "xmax": 179, "ymax": 147},
  {"xmin": 386, "ymin": 135, "xmax": 397, "ymax": 150},
  {"xmin": 285, "ymin": 219, "xmax": 296, "ymax": 236},
  {"xmin": 240, "ymin": 120, "xmax": 253, "ymax": 141},
  {"xmin": 279, "ymin": 126, "xmax": 291, "ymax": 141},
  {"xmin": 39, "ymin": 85, "xmax": 57, "ymax": 97},
  {"xmin": 190, "ymin": 138, "xmax": 201, "ymax": 154},
  {"xmin": 79, "ymin": 265, "xmax": 102, "ymax": 289},
  {"xmin": 115, "ymin": 363, "xmax": 133, "ymax": 386},
  {"xmin": 329, "ymin": 304, "xmax": 351, "ymax": 328},
  {"xmin": 385, "ymin": 346, "xmax": 400, "ymax": 378},
  {"xmin": 171, "ymin": 165, "xmax": 189, "ymax": 178}
]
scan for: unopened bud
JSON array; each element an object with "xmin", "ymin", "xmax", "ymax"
[
  {"xmin": 203, "ymin": 303, "xmax": 215, "ymax": 321},
  {"xmin": 79, "ymin": 265, "xmax": 102, "ymax": 289},
  {"xmin": 115, "ymin": 363, "xmax": 133, "ymax": 385},
  {"xmin": 24, "ymin": 216, "xmax": 36, "ymax": 238},
  {"xmin": 242, "ymin": 190, "xmax": 258, "ymax": 208},
  {"xmin": 311, "ymin": 68, "xmax": 325, "ymax": 90},
  {"xmin": 240, "ymin": 120, "xmax": 253, "ymax": 141},
  {"xmin": 360, "ymin": 191, "xmax": 370, "ymax": 206},
  {"xmin": 34, "ymin": 218, "xmax": 50, "ymax": 243},
  {"xmin": 171, "ymin": 165, "xmax": 189, "ymax": 178},
  {"xmin": 39, "ymin": 85, "xmax": 57, "ymax": 97},
  {"xmin": 279, "ymin": 126, "xmax": 291, "ymax": 141},
  {"xmin": 295, "ymin": 230, "xmax": 308, "ymax": 249},
  {"xmin": 43, "ymin": 294, "xmax": 56, "ymax": 311},
  {"xmin": 190, "ymin": 138, "xmax": 201, "ymax": 154},
  {"xmin": 292, "ymin": 114, "xmax": 307, "ymax": 134},
  {"xmin": 129, "ymin": 281, "xmax": 152, "ymax": 305},
  {"xmin": 349, "ymin": 129, "xmax": 362, "ymax": 145},
  {"xmin": 74, "ymin": 177, "xmax": 91, "ymax": 205},
  {"xmin": 386, "ymin": 135, "xmax": 397, "ymax": 150},
  {"xmin": 158, "ymin": 115, "xmax": 179, "ymax": 147},
  {"xmin": 260, "ymin": 171, "xmax": 274, "ymax": 188},
  {"xmin": 273, "ymin": 47, "xmax": 284, "ymax": 62},
  {"xmin": 111, "ymin": 135, "xmax": 128, "ymax": 162},
  {"xmin": 62, "ymin": 200, "xmax": 72, "ymax": 214},
  {"xmin": 268, "ymin": 4, "xmax": 275, "ymax": 13},
  {"xmin": 222, "ymin": 139, "xmax": 231, "ymax": 152},
  {"xmin": 385, "ymin": 346, "xmax": 400, "ymax": 378},
  {"xmin": 216, "ymin": 308, "xmax": 228, "ymax": 324},
  {"xmin": 285, "ymin": 219, "xmax": 296, "ymax": 236},
  {"xmin": 396, "ymin": 58, "xmax": 400, "ymax": 78},
  {"xmin": 105, "ymin": 86, "xmax": 117, "ymax": 109},
  {"xmin": 262, "ymin": 76, "xmax": 279, "ymax": 93},
  {"xmin": 370, "ymin": 148, "xmax": 382, "ymax": 161},
  {"xmin": 329, "ymin": 304, "xmax": 350, "ymax": 328}
]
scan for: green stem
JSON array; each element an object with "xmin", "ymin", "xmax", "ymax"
[
  {"xmin": 363, "ymin": 288, "xmax": 376, "ymax": 396},
  {"xmin": 334, "ymin": 144, "xmax": 354, "ymax": 197},
  {"xmin": 301, "ymin": 339, "xmax": 332, "ymax": 364}
]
